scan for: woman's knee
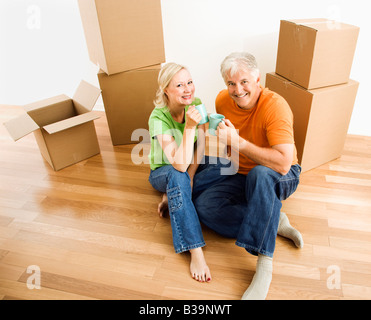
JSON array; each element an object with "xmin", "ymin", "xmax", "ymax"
[
  {"xmin": 167, "ymin": 167, "xmax": 190, "ymax": 185},
  {"xmin": 166, "ymin": 167, "xmax": 192, "ymax": 203}
]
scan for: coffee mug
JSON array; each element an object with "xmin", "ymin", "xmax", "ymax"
[
  {"xmin": 195, "ymin": 103, "xmax": 209, "ymax": 125},
  {"xmin": 208, "ymin": 113, "xmax": 225, "ymax": 136}
]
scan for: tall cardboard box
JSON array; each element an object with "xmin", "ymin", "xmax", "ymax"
[
  {"xmin": 78, "ymin": 0, "xmax": 165, "ymax": 75},
  {"xmin": 266, "ymin": 72, "xmax": 359, "ymax": 172},
  {"xmin": 276, "ymin": 19, "xmax": 359, "ymax": 89},
  {"xmin": 98, "ymin": 65, "xmax": 161, "ymax": 145},
  {"xmin": 3, "ymin": 81, "xmax": 101, "ymax": 171}
]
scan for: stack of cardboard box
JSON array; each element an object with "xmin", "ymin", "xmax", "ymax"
[
  {"xmin": 266, "ymin": 19, "xmax": 360, "ymax": 172},
  {"xmin": 77, "ymin": 0, "xmax": 165, "ymax": 145}
]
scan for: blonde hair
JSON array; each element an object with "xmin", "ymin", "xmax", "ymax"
[{"xmin": 154, "ymin": 62, "xmax": 188, "ymax": 108}]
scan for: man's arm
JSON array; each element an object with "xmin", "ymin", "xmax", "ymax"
[{"xmin": 217, "ymin": 119, "xmax": 293, "ymax": 175}]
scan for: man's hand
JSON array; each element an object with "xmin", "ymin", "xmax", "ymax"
[
  {"xmin": 216, "ymin": 119, "xmax": 294, "ymax": 175},
  {"xmin": 216, "ymin": 119, "xmax": 240, "ymax": 147}
]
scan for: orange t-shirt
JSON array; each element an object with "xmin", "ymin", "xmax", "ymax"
[{"xmin": 215, "ymin": 87, "xmax": 298, "ymax": 175}]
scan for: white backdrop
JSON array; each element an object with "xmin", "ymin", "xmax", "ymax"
[{"xmin": 0, "ymin": 0, "xmax": 370, "ymax": 136}]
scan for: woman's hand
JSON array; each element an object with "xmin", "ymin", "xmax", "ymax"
[{"xmin": 185, "ymin": 105, "xmax": 202, "ymax": 129}]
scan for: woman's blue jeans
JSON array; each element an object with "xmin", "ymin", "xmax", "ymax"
[
  {"xmin": 193, "ymin": 164, "xmax": 301, "ymax": 258},
  {"xmin": 148, "ymin": 156, "xmax": 232, "ymax": 253}
]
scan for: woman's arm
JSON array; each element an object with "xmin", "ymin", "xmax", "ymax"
[
  {"xmin": 186, "ymin": 124, "xmax": 206, "ymax": 187},
  {"xmin": 157, "ymin": 106, "xmax": 202, "ymax": 172}
]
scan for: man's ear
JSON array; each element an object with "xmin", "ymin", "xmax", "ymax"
[{"xmin": 256, "ymin": 72, "xmax": 261, "ymax": 84}]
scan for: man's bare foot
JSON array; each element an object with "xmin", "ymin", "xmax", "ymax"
[
  {"xmin": 158, "ymin": 193, "xmax": 169, "ymax": 217},
  {"xmin": 189, "ymin": 247, "xmax": 211, "ymax": 283}
]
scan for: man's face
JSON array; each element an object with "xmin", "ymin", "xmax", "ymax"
[{"xmin": 226, "ymin": 69, "xmax": 261, "ymax": 110}]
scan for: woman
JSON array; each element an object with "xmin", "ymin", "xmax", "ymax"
[
  {"xmin": 148, "ymin": 62, "xmax": 208, "ymax": 282},
  {"xmin": 148, "ymin": 63, "xmax": 229, "ymax": 283}
]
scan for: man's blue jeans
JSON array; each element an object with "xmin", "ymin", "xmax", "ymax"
[
  {"xmin": 148, "ymin": 156, "xmax": 232, "ymax": 253},
  {"xmin": 193, "ymin": 164, "xmax": 302, "ymax": 258}
]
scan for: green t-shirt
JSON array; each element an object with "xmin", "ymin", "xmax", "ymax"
[{"xmin": 148, "ymin": 98, "xmax": 202, "ymax": 170}]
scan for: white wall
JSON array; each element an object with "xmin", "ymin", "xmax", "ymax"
[{"xmin": 0, "ymin": 0, "xmax": 370, "ymax": 136}]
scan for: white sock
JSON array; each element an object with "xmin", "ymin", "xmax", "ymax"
[
  {"xmin": 241, "ymin": 254, "xmax": 273, "ymax": 300},
  {"xmin": 278, "ymin": 212, "xmax": 304, "ymax": 248}
]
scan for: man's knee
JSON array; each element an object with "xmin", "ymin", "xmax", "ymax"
[
  {"xmin": 249, "ymin": 165, "xmax": 274, "ymax": 178},
  {"xmin": 246, "ymin": 165, "xmax": 279, "ymax": 186}
]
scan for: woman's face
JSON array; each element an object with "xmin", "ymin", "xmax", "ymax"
[{"xmin": 165, "ymin": 68, "xmax": 195, "ymax": 107}]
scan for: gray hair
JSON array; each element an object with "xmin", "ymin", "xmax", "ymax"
[
  {"xmin": 220, "ymin": 52, "xmax": 260, "ymax": 83},
  {"xmin": 154, "ymin": 62, "xmax": 188, "ymax": 108}
]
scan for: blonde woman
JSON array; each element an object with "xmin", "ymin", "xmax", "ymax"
[{"xmin": 148, "ymin": 63, "xmax": 230, "ymax": 282}]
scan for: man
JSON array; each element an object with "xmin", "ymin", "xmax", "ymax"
[{"xmin": 193, "ymin": 52, "xmax": 303, "ymax": 300}]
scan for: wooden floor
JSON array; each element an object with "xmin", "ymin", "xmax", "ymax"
[{"xmin": 0, "ymin": 105, "xmax": 370, "ymax": 300}]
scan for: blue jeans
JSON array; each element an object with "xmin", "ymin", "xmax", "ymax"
[
  {"xmin": 193, "ymin": 164, "xmax": 301, "ymax": 258},
  {"xmin": 148, "ymin": 156, "xmax": 232, "ymax": 253}
]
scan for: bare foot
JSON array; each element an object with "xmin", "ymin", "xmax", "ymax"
[
  {"xmin": 189, "ymin": 247, "xmax": 211, "ymax": 283},
  {"xmin": 157, "ymin": 193, "xmax": 168, "ymax": 217}
]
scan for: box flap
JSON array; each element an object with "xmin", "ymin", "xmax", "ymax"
[
  {"xmin": 72, "ymin": 80, "xmax": 101, "ymax": 113},
  {"xmin": 287, "ymin": 18, "xmax": 328, "ymax": 25},
  {"xmin": 285, "ymin": 18, "xmax": 358, "ymax": 32},
  {"xmin": 43, "ymin": 112, "xmax": 100, "ymax": 135},
  {"xmin": 24, "ymin": 96, "xmax": 76, "ymax": 128},
  {"xmin": 3, "ymin": 113, "xmax": 40, "ymax": 141},
  {"xmin": 23, "ymin": 94, "xmax": 71, "ymax": 113},
  {"xmin": 129, "ymin": 64, "xmax": 162, "ymax": 72},
  {"xmin": 97, "ymin": 64, "xmax": 161, "ymax": 76}
]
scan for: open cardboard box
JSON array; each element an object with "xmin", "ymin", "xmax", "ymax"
[
  {"xmin": 266, "ymin": 72, "xmax": 359, "ymax": 172},
  {"xmin": 276, "ymin": 19, "xmax": 359, "ymax": 89},
  {"xmin": 3, "ymin": 80, "xmax": 101, "ymax": 171}
]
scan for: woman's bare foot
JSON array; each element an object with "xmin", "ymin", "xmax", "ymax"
[
  {"xmin": 158, "ymin": 193, "xmax": 168, "ymax": 217},
  {"xmin": 189, "ymin": 247, "xmax": 211, "ymax": 283}
]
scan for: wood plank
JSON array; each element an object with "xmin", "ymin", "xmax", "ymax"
[
  {"xmin": 0, "ymin": 106, "xmax": 370, "ymax": 300},
  {"xmin": 0, "ymin": 279, "xmax": 95, "ymax": 300}
]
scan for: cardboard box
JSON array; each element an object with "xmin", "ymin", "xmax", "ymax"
[
  {"xmin": 98, "ymin": 65, "xmax": 160, "ymax": 145},
  {"xmin": 266, "ymin": 72, "xmax": 359, "ymax": 172},
  {"xmin": 3, "ymin": 81, "xmax": 101, "ymax": 171},
  {"xmin": 78, "ymin": 0, "xmax": 165, "ymax": 75},
  {"xmin": 276, "ymin": 19, "xmax": 359, "ymax": 89}
]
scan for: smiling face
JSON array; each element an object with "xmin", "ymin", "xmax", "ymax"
[
  {"xmin": 164, "ymin": 68, "xmax": 195, "ymax": 108},
  {"xmin": 226, "ymin": 69, "xmax": 261, "ymax": 110}
]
